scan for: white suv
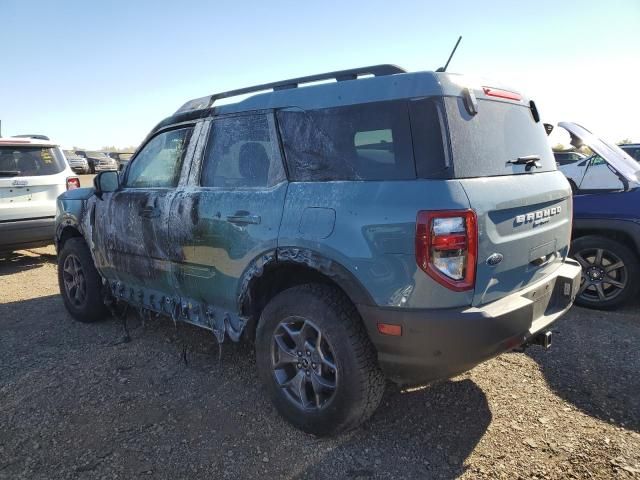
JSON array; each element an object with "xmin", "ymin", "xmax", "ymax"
[{"xmin": 0, "ymin": 136, "xmax": 80, "ymax": 253}]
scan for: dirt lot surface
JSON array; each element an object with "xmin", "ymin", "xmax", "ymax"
[{"xmin": 1, "ymin": 247, "xmax": 639, "ymax": 479}]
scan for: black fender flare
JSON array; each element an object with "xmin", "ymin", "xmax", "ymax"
[
  {"xmin": 236, "ymin": 247, "xmax": 375, "ymax": 313},
  {"xmin": 573, "ymin": 218, "xmax": 640, "ymax": 253}
]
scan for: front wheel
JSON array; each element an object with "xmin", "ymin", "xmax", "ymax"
[
  {"xmin": 57, "ymin": 238, "xmax": 109, "ymax": 322},
  {"xmin": 571, "ymin": 235, "xmax": 639, "ymax": 310},
  {"xmin": 256, "ymin": 284, "xmax": 385, "ymax": 436}
]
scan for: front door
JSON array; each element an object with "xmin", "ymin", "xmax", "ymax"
[
  {"xmin": 92, "ymin": 125, "xmax": 197, "ymax": 300},
  {"xmin": 170, "ymin": 112, "xmax": 287, "ymax": 315}
]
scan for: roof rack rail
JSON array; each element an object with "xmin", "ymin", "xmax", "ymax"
[
  {"xmin": 176, "ymin": 64, "xmax": 406, "ymax": 113},
  {"xmin": 12, "ymin": 134, "xmax": 50, "ymax": 141}
]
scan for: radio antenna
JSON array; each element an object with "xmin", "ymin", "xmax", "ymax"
[{"xmin": 436, "ymin": 36, "xmax": 462, "ymax": 72}]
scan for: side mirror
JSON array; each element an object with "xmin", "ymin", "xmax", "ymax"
[{"xmin": 93, "ymin": 170, "xmax": 119, "ymax": 199}]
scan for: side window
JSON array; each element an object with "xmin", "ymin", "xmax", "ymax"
[
  {"xmin": 277, "ymin": 100, "xmax": 415, "ymax": 181},
  {"xmin": 125, "ymin": 127, "xmax": 193, "ymax": 188},
  {"xmin": 409, "ymin": 98, "xmax": 448, "ymax": 178},
  {"xmin": 201, "ymin": 113, "xmax": 285, "ymax": 188}
]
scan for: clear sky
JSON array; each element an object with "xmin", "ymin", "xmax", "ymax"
[{"xmin": 1, "ymin": 0, "xmax": 639, "ymax": 149}]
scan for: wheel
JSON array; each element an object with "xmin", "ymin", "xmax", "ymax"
[
  {"xmin": 256, "ymin": 284, "xmax": 385, "ymax": 436},
  {"xmin": 571, "ymin": 235, "xmax": 639, "ymax": 310},
  {"xmin": 57, "ymin": 237, "xmax": 109, "ymax": 322}
]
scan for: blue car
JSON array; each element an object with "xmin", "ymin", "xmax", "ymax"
[{"xmin": 559, "ymin": 123, "xmax": 640, "ymax": 309}]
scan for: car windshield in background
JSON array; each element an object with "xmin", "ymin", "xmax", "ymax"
[
  {"xmin": 86, "ymin": 151, "xmax": 110, "ymax": 158},
  {"xmin": 0, "ymin": 146, "xmax": 65, "ymax": 176},
  {"xmin": 445, "ymin": 98, "xmax": 556, "ymax": 177},
  {"xmin": 64, "ymin": 150, "xmax": 83, "ymax": 159}
]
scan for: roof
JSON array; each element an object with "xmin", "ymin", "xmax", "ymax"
[
  {"xmin": 0, "ymin": 136, "xmax": 58, "ymax": 147},
  {"xmin": 148, "ymin": 65, "xmax": 527, "ymax": 136}
]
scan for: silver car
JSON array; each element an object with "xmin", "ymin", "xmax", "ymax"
[{"xmin": 63, "ymin": 150, "xmax": 90, "ymax": 174}]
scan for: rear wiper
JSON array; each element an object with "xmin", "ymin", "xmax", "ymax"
[
  {"xmin": 508, "ymin": 155, "xmax": 541, "ymax": 172},
  {"xmin": 0, "ymin": 170, "xmax": 21, "ymax": 177}
]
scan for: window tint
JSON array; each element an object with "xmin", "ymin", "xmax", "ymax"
[
  {"xmin": 0, "ymin": 146, "xmax": 66, "ymax": 176},
  {"xmin": 409, "ymin": 98, "xmax": 448, "ymax": 178},
  {"xmin": 201, "ymin": 113, "xmax": 284, "ymax": 188},
  {"xmin": 277, "ymin": 101, "xmax": 415, "ymax": 181},
  {"xmin": 125, "ymin": 127, "xmax": 192, "ymax": 188}
]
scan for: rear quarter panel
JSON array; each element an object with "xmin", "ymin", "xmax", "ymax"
[{"xmin": 278, "ymin": 180, "xmax": 473, "ymax": 308}]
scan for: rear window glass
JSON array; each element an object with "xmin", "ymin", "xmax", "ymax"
[
  {"xmin": 0, "ymin": 146, "xmax": 66, "ymax": 177},
  {"xmin": 444, "ymin": 97, "xmax": 556, "ymax": 177},
  {"xmin": 277, "ymin": 101, "xmax": 415, "ymax": 181}
]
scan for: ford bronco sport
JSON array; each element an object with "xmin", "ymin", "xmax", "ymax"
[{"xmin": 55, "ymin": 65, "xmax": 581, "ymax": 435}]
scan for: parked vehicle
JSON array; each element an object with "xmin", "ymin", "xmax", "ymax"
[
  {"xmin": 557, "ymin": 122, "xmax": 640, "ymax": 309},
  {"xmin": 619, "ymin": 143, "xmax": 640, "ymax": 162},
  {"xmin": 55, "ymin": 65, "xmax": 581, "ymax": 435},
  {"xmin": 0, "ymin": 136, "xmax": 79, "ymax": 253},
  {"xmin": 554, "ymin": 150, "xmax": 586, "ymax": 166},
  {"xmin": 63, "ymin": 150, "xmax": 90, "ymax": 174},
  {"xmin": 74, "ymin": 150, "xmax": 118, "ymax": 173},
  {"xmin": 105, "ymin": 151, "xmax": 134, "ymax": 171}
]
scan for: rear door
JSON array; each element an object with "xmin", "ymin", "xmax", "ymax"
[
  {"xmin": 441, "ymin": 95, "xmax": 573, "ymax": 306},
  {"xmin": 0, "ymin": 144, "xmax": 67, "ymax": 221},
  {"xmin": 170, "ymin": 112, "xmax": 287, "ymax": 314},
  {"xmin": 92, "ymin": 125, "xmax": 197, "ymax": 297}
]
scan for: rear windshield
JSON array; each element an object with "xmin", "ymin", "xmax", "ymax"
[
  {"xmin": 0, "ymin": 146, "xmax": 66, "ymax": 177},
  {"xmin": 444, "ymin": 97, "xmax": 556, "ymax": 177},
  {"xmin": 277, "ymin": 100, "xmax": 416, "ymax": 181}
]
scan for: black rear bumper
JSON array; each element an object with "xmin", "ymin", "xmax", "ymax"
[
  {"xmin": 0, "ymin": 217, "xmax": 55, "ymax": 252},
  {"xmin": 358, "ymin": 260, "xmax": 582, "ymax": 385}
]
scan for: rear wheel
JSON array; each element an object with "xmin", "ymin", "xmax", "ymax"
[
  {"xmin": 57, "ymin": 238, "xmax": 109, "ymax": 322},
  {"xmin": 571, "ymin": 235, "xmax": 639, "ymax": 310},
  {"xmin": 256, "ymin": 284, "xmax": 385, "ymax": 436}
]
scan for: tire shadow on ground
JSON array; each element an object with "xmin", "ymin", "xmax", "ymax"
[
  {"xmin": 296, "ymin": 379, "xmax": 491, "ymax": 479},
  {"xmin": 527, "ymin": 306, "xmax": 639, "ymax": 432}
]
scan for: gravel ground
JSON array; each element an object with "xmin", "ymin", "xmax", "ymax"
[{"xmin": 0, "ymin": 247, "xmax": 638, "ymax": 479}]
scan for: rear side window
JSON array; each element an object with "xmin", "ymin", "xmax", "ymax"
[
  {"xmin": 125, "ymin": 127, "xmax": 192, "ymax": 188},
  {"xmin": 201, "ymin": 113, "xmax": 285, "ymax": 188},
  {"xmin": 277, "ymin": 101, "xmax": 415, "ymax": 181},
  {"xmin": 0, "ymin": 146, "xmax": 66, "ymax": 177},
  {"xmin": 444, "ymin": 97, "xmax": 556, "ymax": 177},
  {"xmin": 409, "ymin": 98, "xmax": 448, "ymax": 178}
]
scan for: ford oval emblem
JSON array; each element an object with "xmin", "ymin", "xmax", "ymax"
[{"xmin": 486, "ymin": 253, "xmax": 503, "ymax": 266}]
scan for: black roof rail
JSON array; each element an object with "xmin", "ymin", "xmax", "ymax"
[
  {"xmin": 12, "ymin": 134, "xmax": 50, "ymax": 141},
  {"xmin": 176, "ymin": 64, "xmax": 406, "ymax": 113}
]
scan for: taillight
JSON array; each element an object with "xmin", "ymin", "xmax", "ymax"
[
  {"xmin": 415, "ymin": 210, "xmax": 477, "ymax": 291},
  {"xmin": 66, "ymin": 177, "xmax": 81, "ymax": 190}
]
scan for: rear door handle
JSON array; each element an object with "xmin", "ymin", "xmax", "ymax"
[
  {"xmin": 140, "ymin": 206, "xmax": 160, "ymax": 218},
  {"xmin": 226, "ymin": 214, "xmax": 261, "ymax": 225}
]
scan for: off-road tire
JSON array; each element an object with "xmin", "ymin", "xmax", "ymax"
[
  {"xmin": 256, "ymin": 284, "xmax": 385, "ymax": 436},
  {"xmin": 57, "ymin": 237, "xmax": 109, "ymax": 322},
  {"xmin": 571, "ymin": 235, "xmax": 639, "ymax": 310}
]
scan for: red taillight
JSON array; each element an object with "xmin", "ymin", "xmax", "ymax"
[
  {"xmin": 66, "ymin": 177, "xmax": 81, "ymax": 190},
  {"xmin": 415, "ymin": 210, "xmax": 477, "ymax": 291},
  {"xmin": 482, "ymin": 86, "xmax": 522, "ymax": 101}
]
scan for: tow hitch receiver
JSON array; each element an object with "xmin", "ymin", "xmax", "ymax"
[{"xmin": 533, "ymin": 330, "xmax": 553, "ymax": 349}]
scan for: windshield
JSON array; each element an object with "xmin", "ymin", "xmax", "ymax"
[
  {"xmin": 558, "ymin": 122, "xmax": 640, "ymax": 184},
  {"xmin": 0, "ymin": 146, "xmax": 66, "ymax": 176},
  {"xmin": 86, "ymin": 151, "xmax": 109, "ymax": 158}
]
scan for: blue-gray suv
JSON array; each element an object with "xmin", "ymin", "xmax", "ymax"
[{"xmin": 55, "ymin": 65, "xmax": 581, "ymax": 435}]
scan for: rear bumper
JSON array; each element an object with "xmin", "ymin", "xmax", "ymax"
[
  {"xmin": 0, "ymin": 217, "xmax": 55, "ymax": 252},
  {"xmin": 358, "ymin": 259, "xmax": 582, "ymax": 385}
]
